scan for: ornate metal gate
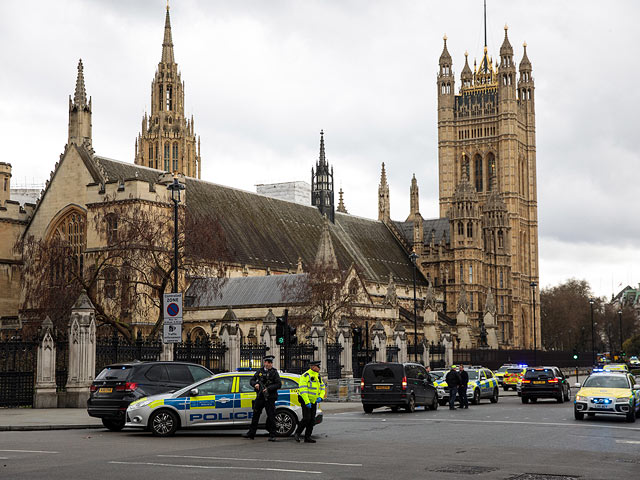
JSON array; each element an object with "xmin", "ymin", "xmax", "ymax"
[
  {"xmin": 0, "ymin": 337, "xmax": 38, "ymax": 407},
  {"xmin": 174, "ymin": 335, "xmax": 227, "ymax": 373},
  {"xmin": 326, "ymin": 343, "xmax": 343, "ymax": 379},
  {"xmin": 429, "ymin": 342, "xmax": 446, "ymax": 369},
  {"xmin": 281, "ymin": 344, "xmax": 317, "ymax": 374},
  {"xmin": 240, "ymin": 343, "xmax": 269, "ymax": 370}
]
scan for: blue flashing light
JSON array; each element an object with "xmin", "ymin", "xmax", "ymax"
[
  {"xmin": 592, "ymin": 368, "xmax": 604, "ymax": 372},
  {"xmin": 518, "ymin": 364, "xmax": 528, "ymax": 368}
]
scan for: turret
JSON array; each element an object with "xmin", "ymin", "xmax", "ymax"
[
  {"xmin": 68, "ymin": 59, "xmax": 92, "ymax": 149},
  {"xmin": 461, "ymin": 52, "xmax": 472, "ymax": 89},
  {"xmin": 498, "ymin": 25, "xmax": 516, "ymax": 100},
  {"xmin": 407, "ymin": 174, "xmax": 420, "ymax": 220},
  {"xmin": 311, "ymin": 130, "xmax": 335, "ymax": 223},
  {"xmin": 518, "ymin": 42, "xmax": 534, "ymax": 103},
  {"xmin": 378, "ymin": 162, "xmax": 390, "ymax": 222},
  {"xmin": 0, "ymin": 162, "xmax": 11, "ymax": 206},
  {"xmin": 437, "ymin": 35, "xmax": 455, "ymax": 113}
]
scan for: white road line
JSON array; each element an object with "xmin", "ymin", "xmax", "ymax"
[
  {"xmin": 615, "ymin": 439, "xmax": 640, "ymax": 444},
  {"xmin": 330, "ymin": 416, "xmax": 640, "ymax": 431},
  {"xmin": 0, "ymin": 449, "xmax": 59, "ymax": 454},
  {"xmin": 158, "ymin": 454, "xmax": 362, "ymax": 467},
  {"xmin": 109, "ymin": 461, "xmax": 321, "ymax": 474},
  {"xmin": 0, "ymin": 457, "xmax": 9, "ymax": 460}
]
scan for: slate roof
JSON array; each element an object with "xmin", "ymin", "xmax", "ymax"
[
  {"xmin": 393, "ymin": 217, "xmax": 450, "ymax": 247},
  {"xmin": 187, "ymin": 274, "xmax": 305, "ymax": 308},
  {"xmin": 91, "ymin": 155, "xmax": 424, "ymax": 286}
]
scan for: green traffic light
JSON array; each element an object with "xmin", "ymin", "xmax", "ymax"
[
  {"xmin": 573, "ymin": 354, "xmax": 578, "ymax": 360},
  {"xmin": 278, "ymin": 337, "xmax": 284, "ymax": 344}
]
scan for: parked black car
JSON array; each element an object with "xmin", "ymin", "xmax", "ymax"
[
  {"xmin": 87, "ymin": 361, "xmax": 213, "ymax": 431},
  {"xmin": 520, "ymin": 366, "xmax": 571, "ymax": 404},
  {"xmin": 360, "ymin": 362, "xmax": 438, "ymax": 413}
]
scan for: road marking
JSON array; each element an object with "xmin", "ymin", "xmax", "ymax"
[
  {"xmin": 158, "ymin": 454, "xmax": 362, "ymax": 467},
  {"xmin": 0, "ymin": 449, "xmax": 59, "ymax": 454},
  {"xmin": 616, "ymin": 439, "xmax": 640, "ymax": 444},
  {"xmin": 329, "ymin": 416, "xmax": 640, "ymax": 431},
  {"xmin": 109, "ymin": 461, "xmax": 321, "ymax": 474}
]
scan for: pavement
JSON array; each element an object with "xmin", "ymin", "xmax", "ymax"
[
  {"xmin": 0, "ymin": 402, "xmax": 361, "ymax": 431},
  {"xmin": 1, "ymin": 389, "xmax": 639, "ymax": 479}
]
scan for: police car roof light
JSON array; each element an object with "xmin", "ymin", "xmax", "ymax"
[{"xmin": 518, "ymin": 364, "xmax": 528, "ymax": 368}]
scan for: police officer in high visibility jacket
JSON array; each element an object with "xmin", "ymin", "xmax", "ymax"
[{"xmin": 294, "ymin": 360, "xmax": 325, "ymax": 443}]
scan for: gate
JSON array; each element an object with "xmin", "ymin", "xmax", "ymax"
[
  {"xmin": 386, "ymin": 345, "xmax": 399, "ymax": 363},
  {"xmin": 326, "ymin": 343, "xmax": 343, "ymax": 379},
  {"xmin": 407, "ymin": 342, "xmax": 424, "ymax": 363},
  {"xmin": 429, "ymin": 342, "xmax": 446, "ymax": 369},
  {"xmin": 240, "ymin": 343, "xmax": 269, "ymax": 370},
  {"xmin": 352, "ymin": 348, "xmax": 377, "ymax": 379},
  {"xmin": 174, "ymin": 336, "xmax": 227, "ymax": 373},
  {"xmin": 95, "ymin": 331, "xmax": 162, "ymax": 375},
  {"xmin": 0, "ymin": 337, "xmax": 38, "ymax": 407},
  {"xmin": 281, "ymin": 343, "xmax": 317, "ymax": 374}
]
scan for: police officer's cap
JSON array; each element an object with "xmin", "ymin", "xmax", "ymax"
[
  {"xmin": 263, "ymin": 355, "xmax": 275, "ymax": 362},
  {"xmin": 310, "ymin": 360, "xmax": 321, "ymax": 367}
]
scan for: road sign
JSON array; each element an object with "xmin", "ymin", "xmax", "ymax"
[
  {"xmin": 163, "ymin": 320, "xmax": 182, "ymax": 344},
  {"xmin": 163, "ymin": 293, "xmax": 183, "ymax": 321}
]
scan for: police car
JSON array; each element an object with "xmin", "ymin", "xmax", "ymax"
[
  {"xmin": 125, "ymin": 371, "xmax": 322, "ymax": 436},
  {"xmin": 435, "ymin": 367, "xmax": 499, "ymax": 405},
  {"xmin": 574, "ymin": 370, "xmax": 640, "ymax": 422},
  {"xmin": 603, "ymin": 363, "xmax": 629, "ymax": 373}
]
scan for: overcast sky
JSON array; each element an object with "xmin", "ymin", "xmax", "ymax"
[{"xmin": 1, "ymin": 0, "xmax": 638, "ymax": 298}]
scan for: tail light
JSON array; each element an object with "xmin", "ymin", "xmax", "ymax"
[
  {"xmin": 116, "ymin": 382, "xmax": 137, "ymax": 392},
  {"xmin": 548, "ymin": 378, "xmax": 559, "ymax": 383},
  {"xmin": 90, "ymin": 385, "xmax": 97, "ymax": 392},
  {"xmin": 360, "ymin": 378, "xmax": 365, "ymax": 390},
  {"xmin": 402, "ymin": 376, "xmax": 407, "ymax": 390},
  {"xmin": 521, "ymin": 379, "xmax": 531, "ymax": 384}
]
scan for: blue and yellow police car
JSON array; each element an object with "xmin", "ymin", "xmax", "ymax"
[
  {"xmin": 574, "ymin": 370, "xmax": 640, "ymax": 422},
  {"xmin": 434, "ymin": 366, "xmax": 499, "ymax": 405},
  {"xmin": 125, "ymin": 371, "xmax": 322, "ymax": 436}
]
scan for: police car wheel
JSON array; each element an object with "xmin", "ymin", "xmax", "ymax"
[
  {"xmin": 490, "ymin": 388, "xmax": 499, "ymax": 403},
  {"xmin": 102, "ymin": 418, "xmax": 125, "ymax": 432},
  {"xmin": 404, "ymin": 395, "xmax": 416, "ymax": 413},
  {"xmin": 363, "ymin": 405, "xmax": 374, "ymax": 413},
  {"xmin": 626, "ymin": 403, "xmax": 636, "ymax": 423},
  {"xmin": 274, "ymin": 409, "xmax": 297, "ymax": 436},
  {"xmin": 574, "ymin": 409, "xmax": 584, "ymax": 420},
  {"xmin": 472, "ymin": 389, "xmax": 480, "ymax": 405},
  {"xmin": 521, "ymin": 396, "xmax": 529, "ymax": 404},
  {"xmin": 150, "ymin": 409, "xmax": 179, "ymax": 437}
]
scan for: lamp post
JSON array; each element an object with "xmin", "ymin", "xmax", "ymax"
[
  {"xmin": 530, "ymin": 281, "xmax": 537, "ymax": 366},
  {"xmin": 167, "ymin": 175, "xmax": 185, "ymax": 294},
  {"xmin": 589, "ymin": 298, "xmax": 595, "ymax": 366},
  {"xmin": 618, "ymin": 309, "xmax": 623, "ymax": 356},
  {"xmin": 410, "ymin": 250, "xmax": 419, "ymax": 362}
]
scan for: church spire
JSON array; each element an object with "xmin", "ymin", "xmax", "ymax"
[
  {"xmin": 311, "ymin": 130, "xmax": 335, "ymax": 222},
  {"xmin": 162, "ymin": 2, "xmax": 174, "ymax": 64},
  {"xmin": 73, "ymin": 59, "xmax": 87, "ymax": 107},
  {"xmin": 319, "ymin": 129, "xmax": 326, "ymax": 166},
  {"xmin": 378, "ymin": 162, "xmax": 390, "ymax": 222},
  {"xmin": 337, "ymin": 188, "xmax": 348, "ymax": 214},
  {"xmin": 68, "ymin": 59, "xmax": 92, "ymax": 149}
]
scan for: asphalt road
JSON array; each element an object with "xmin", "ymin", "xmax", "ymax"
[{"xmin": 1, "ymin": 391, "xmax": 638, "ymax": 480}]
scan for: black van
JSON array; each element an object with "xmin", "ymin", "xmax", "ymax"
[
  {"xmin": 87, "ymin": 361, "xmax": 213, "ymax": 431},
  {"xmin": 360, "ymin": 362, "xmax": 438, "ymax": 413}
]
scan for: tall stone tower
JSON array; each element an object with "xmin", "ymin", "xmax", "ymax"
[
  {"xmin": 436, "ymin": 25, "xmax": 540, "ymax": 348},
  {"xmin": 68, "ymin": 59, "xmax": 92, "ymax": 150},
  {"xmin": 0, "ymin": 162, "xmax": 10, "ymax": 206},
  {"xmin": 135, "ymin": 4, "xmax": 201, "ymax": 178},
  {"xmin": 311, "ymin": 130, "xmax": 335, "ymax": 222}
]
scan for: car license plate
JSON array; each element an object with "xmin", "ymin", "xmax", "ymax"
[
  {"xmin": 375, "ymin": 386, "xmax": 391, "ymax": 390},
  {"xmin": 99, "ymin": 388, "xmax": 112, "ymax": 393},
  {"xmin": 593, "ymin": 404, "xmax": 609, "ymax": 409},
  {"xmin": 533, "ymin": 381, "xmax": 545, "ymax": 384}
]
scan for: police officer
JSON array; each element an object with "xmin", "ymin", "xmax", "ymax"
[
  {"xmin": 244, "ymin": 355, "xmax": 281, "ymax": 441},
  {"xmin": 458, "ymin": 364, "xmax": 469, "ymax": 409},
  {"xmin": 445, "ymin": 365, "xmax": 460, "ymax": 410},
  {"xmin": 294, "ymin": 360, "xmax": 325, "ymax": 443}
]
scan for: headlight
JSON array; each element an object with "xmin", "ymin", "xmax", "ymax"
[
  {"xmin": 129, "ymin": 399, "xmax": 152, "ymax": 410},
  {"xmin": 616, "ymin": 396, "xmax": 631, "ymax": 403},
  {"xmin": 575, "ymin": 395, "xmax": 585, "ymax": 402}
]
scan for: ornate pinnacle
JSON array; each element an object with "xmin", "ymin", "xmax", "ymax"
[{"xmin": 73, "ymin": 59, "xmax": 87, "ymax": 107}]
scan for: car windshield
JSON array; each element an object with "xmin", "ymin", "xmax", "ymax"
[
  {"xmin": 431, "ymin": 371, "xmax": 445, "ymax": 379},
  {"xmin": 465, "ymin": 371, "xmax": 479, "ymax": 380},
  {"xmin": 507, "ymin": 368, "xmax": 523, "ymax": 374},
  {"xmin": 497, "ymin": 366, "xmax": 511, "ymax": 373},
  {"xmin": 96, "ymin": 365, "xmax": 132, "ymax": 380},
  {"xmin": 583, "ymin": 376, "xmax": 630, "ymax": 389}
]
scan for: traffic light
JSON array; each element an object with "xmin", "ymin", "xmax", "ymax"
[
  {"xmin": 352, "ymin": 327, "xmax": 363, "ymax": 351},
  {"xmin": 288, "ymin": 325, "xmax": 297, "ymax": 345},
  {"xmin": 276, "ymin": 317, "xmax": 285, "ymax": 345},
  {"xmin": 572, "ymin": 348, "xmax": 578, "ymax": 361}
]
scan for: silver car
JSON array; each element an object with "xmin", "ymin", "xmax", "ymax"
[{"xmin": 125, "ymin": 371, "xmax": 323, "ymax": 436}]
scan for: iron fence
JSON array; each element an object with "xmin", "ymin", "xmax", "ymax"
[
  {"xmin": 326, "ymin": 343, "xmax": 343, "ymax": 379},
  {"xmin": 352, "ymin": 348, "xmax": 377, "ymax": 378},
  {"xmin": 240, "ymin": 343, "xmax": 269, "ymax": 370},
  {"xmin": 386, "ymin": 346, "xmax": 399, "ymax": 363},
  {"xmin": 0, "ymin": 337, "xmax": 38, "ymax": 407},
  {"xmin": 95, "ymin": 331, "xmax": 162, "ymax": 375},
  {"xmin": 281, "ymin": 343, "xmax": 317, "ymax": 374},
  {"xmin": 174, "ymin": 336, "xmax": 227, "ymax": 373},
  {"xmin": 407, "ymin": 342, "xmax": 424, "ymax": 363},
  {"xmin": 429, "ymin": 342, "xmax": 446, "ymax": 369}
]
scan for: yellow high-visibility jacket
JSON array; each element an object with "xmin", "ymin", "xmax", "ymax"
[{"xmin": 298, "ymin": 369, "xmax": 326, "ymax": 404}]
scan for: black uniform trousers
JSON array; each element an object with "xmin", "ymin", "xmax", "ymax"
[
  {"xmin": 295, "ymin": 400, "xmax": 317, "ymax": 439},
  {"xmin": 247, "ymin": 395, "xmax": 276, "ymax": 437},
  {"xmin": 458, "ymin": 385, "xmax": 469, "ymax": 408}
]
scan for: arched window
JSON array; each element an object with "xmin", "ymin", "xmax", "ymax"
[
  {"xmin": 104, "ymin": 267, "xmax": 117, "ymax": 299},
  {"xmin": 474, "ymin": 154, "xmax": 483, "ymax": 191},
  {"xmin": 106, "ymin": 214, "xmax": 118, "ymax": 245},
  {"xmin": 468, "ymin": 265, "xmax": 473, "ymax": 283},
  {"xmin": 148, "ymin": 144, "xmax": 153, "ymax": 168},
  {"xmin": 166, "ymin": 85, "xmax": 173, "ymax": 111},
  {"xmin": 172, "ymin": 143, "xmax": 179, "ymax": 171},
  {"xmin": 467, "ymin": 222, "xmax": 473, "ymax": 238},
  {"xmin": 499, "ymin": 270, "xmax": 504, "ymax": 288},
  {"xmin": 458, "ymin": 221, "xmax": 464, "ymax": 236},
  {"xmin": 349, "ymin": 278, "xmax": 359, "ymax": 296},
  {"xmin": 498, "ymin": 230, "xmax": 504, "ymax": 248},
  {"xmin": 47, "ymin": 208, "xmax": 87, "ymax": 282},
  {"xmin": 164, "ymin": 143, "xmax": 170, "ymax": 171},
  {"xmin": 487, "ymin": 152, "xmax": 496, "ymax": 190}
]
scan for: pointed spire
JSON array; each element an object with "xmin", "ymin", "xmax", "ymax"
[
  {"xmin": 378, "ymin": 162, "xmax": 390, "ymax": 222},
  {"xmin": 408, "ymin": 173, "xmax": 420, "ymax": 219},
  {"xmin": 314, "ymin": 215, "xmax": 338, "ymax": 270},
  {"xmin": 520, "ymin": 42, "xmax": 531, "ymax": 70},
  {"xmin": 461, "ymin": 51, "xmax": 472, "ymax": 81},
  {"xmin": 500, "ymin": 24, "xmax": 513, "ymax": 56},
  {"xmin": 318, "ymin": 129, "xmax": 326, "ymax": 166},
  {"xmin": 337, "ymin": 188, "xmax": 348, "ymax": 214},
  {"xmin": 73, "ymin": 59, "xmax": 87, "ymax": 107},
  {"xmin": 162, "ymin": 2, "xmax": 175, "ymax": 64},
  {"xmin": 439, "ymin": 34, "xmax": 452, "ymax": 65},
  {"xmin": 380, "ymin": 162, "xmax": 388, "ymax": 186}
]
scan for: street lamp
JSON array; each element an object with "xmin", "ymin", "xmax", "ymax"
[
  {"xmin": 589, "ymin": 298, "xmax": 595, "ymax": 366},
  {"xmin": 530, "ymin": 281, "xmax": 537, "ymax": 366},
  {"xmin": 618, "ymin": 309, "xmax": 623, "ymax": 356},
  {"xmin": 167, "ymin": 175, "xmax": 185, "ymax": 294},
  {"xmin": 410, "ymin": 250, "xmax": 419, "ymax": 363}
]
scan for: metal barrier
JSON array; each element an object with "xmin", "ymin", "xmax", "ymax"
[
  {"xmin": 95, "ymin": 331, "xmax": 162, "ymax": 374},
  {"xmin": 0, "ymin": 337, "xmax": 38, "ymax": 407}
]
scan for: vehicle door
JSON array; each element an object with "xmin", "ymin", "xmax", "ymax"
[
  {"xmin": 141, "ymin": 364, "xmax": 171, "ymax": 396},
  {"xmin": 484, "ymin": 370, "xmax": 496, "ymax": 397},
  {"xmin": 236, "ymin": 375, "xmax": 258, "ymax": 425},
  {"xmin": 417, "ymin": 365, "xmax": 435, "ymax": 404},
  {"xmin": 555, "ymin": 368, "xmax": 568, "ymax": 396},
  {"xmin": 185, "ymin": 375, "xmax": 235, "ymax": 427},
  {"xmin": 477, "ymin": 370, "xmax": 487, "ymax": 397},
  {"xmin": 405, "ymin": 365, "xmax": 421, "ymax": 403}
]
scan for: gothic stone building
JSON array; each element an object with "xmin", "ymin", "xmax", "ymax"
[{"xmin": 0, "ymin": 7, "xmax": 536, "ymax": 350}]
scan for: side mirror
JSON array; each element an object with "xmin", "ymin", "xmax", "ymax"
[
  {"xmin": 190, "ymin": 388, "xmax": 199, "ymax": 397},
  {"xmin": 573, "ymin": 383, "xmax": 581, "ymax": 389}
]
